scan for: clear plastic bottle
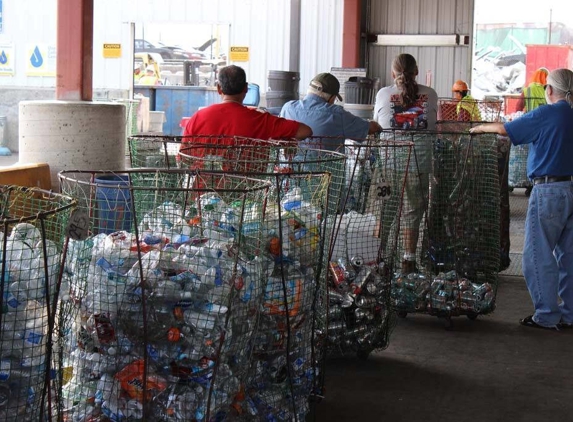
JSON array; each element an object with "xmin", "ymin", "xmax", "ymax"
[
  {"xmin": 183, "ymin": 309, "xmax": 217, "ymax": 331},
  {"xmin": 20, "ymin": 301, "xmax": 47, "ymax": 367}
]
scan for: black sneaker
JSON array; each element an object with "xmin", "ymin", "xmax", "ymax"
[{"xmin": 557, "ymin": 320, "xmax": 573, "ymax": 329}]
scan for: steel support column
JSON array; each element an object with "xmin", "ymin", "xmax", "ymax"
[
  {"xmin": 56, "ymin": 0, "xmax": 93, "ymax": 101},
  {"xmin": 342, "ymin": 0, "xmax": 361, "ymax": 67}
]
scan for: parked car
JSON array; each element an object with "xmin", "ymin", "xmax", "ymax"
[
  {"xmin": 134, "ymin": 39, "xmax": 176, "ymax": 60},
  {"xmin": 156, "ymin": 42, "xmax": 207, "ymax": 61},
  {"xmin": 135, "ymin": 38, "xmax": 218, "ymax": 61}
]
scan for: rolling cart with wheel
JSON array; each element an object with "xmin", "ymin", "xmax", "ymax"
[{"xmin": 391, "ymin": 130, "xmax": 501, "ymax": 329}]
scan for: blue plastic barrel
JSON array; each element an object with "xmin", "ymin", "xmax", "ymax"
[{"xmin": 95, "ymin": 175, "xmax": 133, "ymax": 234}]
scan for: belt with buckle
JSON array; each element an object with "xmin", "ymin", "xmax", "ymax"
[{"xmin": 532, "ymin": 176, "xmax": 573, "ymax": 185}]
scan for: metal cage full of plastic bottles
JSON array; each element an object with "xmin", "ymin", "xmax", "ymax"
[
  {"xmin": 305, "ymin": 137, "xmax": 414, "ymax": 360},
  {"xmin": 0, "ymin": 185, "xmax": 76, "ymax": 421},
  {"xmin": 508, "ymin": 143, "xmax": 531, "ymax": 192},
  {"xmin": 434, "ymin": 121, "xmax": 512, "ymax": 273},
  {"xmin": 178, "ymin": 139, "xmax": 346, "ymax": 421},
  {"xmin": 382, "ymin": 130, "xmax": 501, "ymax": 330},
  {"xmin": 128, "ymin": 135, "xmax": 183, "ymax": 169},
  {"xmin": 57, "ymin": 170, "xmax": 273, "ymax": 421}
]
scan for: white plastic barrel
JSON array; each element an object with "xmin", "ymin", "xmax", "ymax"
[{"xmin": 343, "ymin": 103, "xmax": 374, "ymax": 120}]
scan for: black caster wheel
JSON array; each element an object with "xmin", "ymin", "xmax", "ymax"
[
  {"xmin": 357, "ymin": 349, "xmax": 371, "ymax": 360},
  {"xmin": 525, "ymin": 186, "xmax": 532, "ymax": 197},
  {"xmin": 467, "ymin": 312, "xmax": 479, "ymax": 320},
  {"xmin": 508, "ymin": 186, "xmax": 514, "ymax": 192},
  {"xmin": 397, "ymin": 311, "xmax": 408, "ymax": 318}
]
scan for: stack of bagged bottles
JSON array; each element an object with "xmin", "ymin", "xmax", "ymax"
[
  {"xmin": 57, "ymin": 169, "xmax": 335, "ymax": 421},
  {"xmin": 0, "ymin": 186, "xmax": 76, "ymax": 421}
]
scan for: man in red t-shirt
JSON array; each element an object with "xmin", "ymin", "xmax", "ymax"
[{"xmin": 180, "ymin": 65, "xmax": 311, "ymax": 173}]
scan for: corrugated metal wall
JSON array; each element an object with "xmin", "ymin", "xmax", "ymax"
[
  {"xmin": 98, "ymin": 0, "xmax": 301, "ymax": 90},
  {"xmin": 299, "ymin": 0, "xmax": 344, "ymax": 91},
  {"xmin": 0, "ymin": 0, "xmax": 57, "ymax": 87},
  {"xmin": 94, "ymin": 0, "xmax": 296, "ymax": 90},
  {"xmin": 367, "ymin": 0, "xmax": 474, "ymax": 97},
  {"xmin": 1, "ymin": 0, "xmax": 343, "ymax": 93}
]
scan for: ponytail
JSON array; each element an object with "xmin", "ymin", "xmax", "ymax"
[{"xmin": 392, "ymin": 54, "xmax": 419, "ymax": 107}]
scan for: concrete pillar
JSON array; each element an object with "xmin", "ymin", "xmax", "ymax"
[
  {"xmin": 342, "ymin": 0, "xmax": 361, "ymax": 67},
  {"xmin": 57, "ymin": 0, "xmax": 94, "ymax": 101},
  {"xmin": 19, "ymin": 101, "xmax": 126, "ymax": 190}
]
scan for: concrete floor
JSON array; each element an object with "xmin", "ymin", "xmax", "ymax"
[
  {"xmin": 0, "ymin": 154, "xmax": 18, "ymax": 167},
  {"xmin": 312, "ymin": 190, "xmax": 573, "ymax": 422}
]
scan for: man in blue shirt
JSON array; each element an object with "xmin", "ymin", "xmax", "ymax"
[
  {"xmin": 280, "ymin": 72, "xmax": 381, "ymax": 152},
  {"xmin": 470, "ymin": 68, "xmax": 573, "ymax": 331}
]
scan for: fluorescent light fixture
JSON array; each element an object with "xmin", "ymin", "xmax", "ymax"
[{"xmin": 374, "ymin": 34, "xmax": 469, "ymax": 47}]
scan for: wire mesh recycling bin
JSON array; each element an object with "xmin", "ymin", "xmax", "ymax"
[
  {"xmin": 0, "ymin": 185, "xmax": 76, "ymax": 420},
  {"xmin": 312, "ymin": 137, "xmax": 413, "ymax": 360},
  {"xmin": 58, "ymin": 170, "xmax": 274, "ymax": 421},
  {"xmin": 437, "ymin": 98, "xmax": 503, "ymax": 123},
  {"xmin": 379, "ymin": 130, "xmax": 500, "ymax": 330},
  {"xmin": 179, "ymin": 140, "xmax": 346, "ymax": 420},
  {"xmin": 129, "ymin": 135, "xmax": 182, "ymax": 169},
  {"xmin": 508, "ymin": 143, "xmax": 531, "ymax": 192},
  {"xmin": 435, "ymin": 121, "xmax": 512, "ymax": 272}
]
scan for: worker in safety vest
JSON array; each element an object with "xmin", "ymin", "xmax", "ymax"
[
  {"xmin": 452, "ymin": 80, "xmax": 482, "ymax": 121},
  {"xmin": 133, "ymin": 63, "xmax": 143, "ymax": 83},
  {"xmin": 516, "ymin": 67, "xmax": 548, "ymax": 113},
  {"xmin": 137, "ymin": 65, "xmax": 161, "ymax": 86}
]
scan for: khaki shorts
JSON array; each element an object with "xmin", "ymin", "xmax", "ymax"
[{"xmin": 402, "ymin": 171, "xmax": 430, "ymax": 229}]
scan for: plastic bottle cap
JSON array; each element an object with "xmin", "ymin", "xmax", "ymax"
[
  {"xmin": 173, "ymin": 307, "xmax": 184, "ymax": 320},
  {"xmin": 168, "ymin": 327, "xmax": 181, "ymax": 342}
]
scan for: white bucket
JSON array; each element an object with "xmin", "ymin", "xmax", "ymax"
[
  {"xmin": 343, "ymin": 103, "xmax": 374, "ymax": 120},
  {"xmin": 149, "ymin": 111, "xmax": 166, "ymax": 133}
]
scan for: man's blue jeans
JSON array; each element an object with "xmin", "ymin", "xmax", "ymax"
[{"xmin": 523, "ymin": 181, "xmax": 573, "ymax": 326}]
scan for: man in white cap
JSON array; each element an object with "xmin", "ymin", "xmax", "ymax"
[{"xmin": 280, "ymin": 72, "xmax": 381, "ymax": 152}]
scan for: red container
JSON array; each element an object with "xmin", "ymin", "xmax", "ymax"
[
  {"xmin": 179, "ymin": 116, "xmax": 191, "ymax": 135},
  {"xmin": 525, "ymin": 45, "xmax": 573, "ymax": 83},
  {"xmin": 503, "ymin": 94, "xmax": 522, "ymax": 116}
]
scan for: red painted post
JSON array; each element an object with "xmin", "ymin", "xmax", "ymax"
[
  {"xmin": 56, "ymin": 0, "xmax": 93, "ymax": 101},
  {"xmin": 342, "ymin": 0, "xmax": 361, "ymax": 67}
]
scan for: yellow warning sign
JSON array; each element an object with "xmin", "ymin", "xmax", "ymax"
[
  {"xmin": 103, "ymin": 43, "xmax": 122, "ymax": 58},
  {"xmin": 229, "ymin": 46, "xmax": 249, "ymax": 62}
]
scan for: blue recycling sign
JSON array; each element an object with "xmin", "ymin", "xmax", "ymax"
[{"xmin": 30, "ymin": 46, "xmax": 43, "ymax": 68}]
